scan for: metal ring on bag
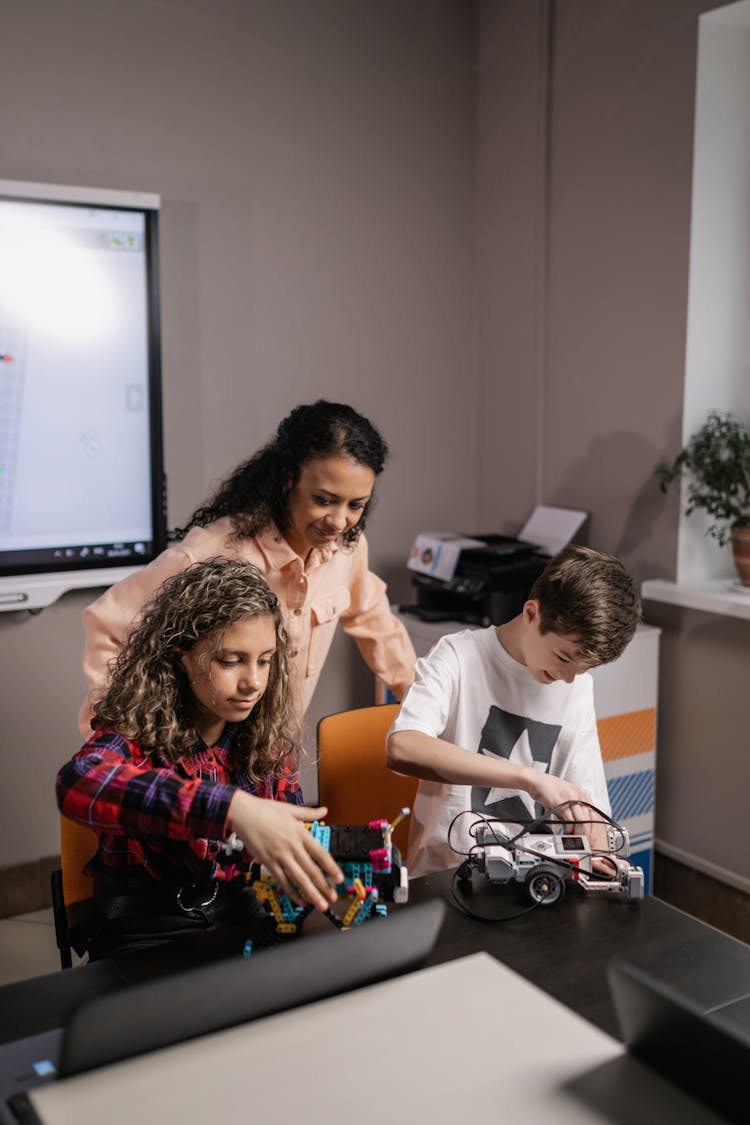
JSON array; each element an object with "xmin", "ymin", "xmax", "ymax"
[{"xmin": 176, "ymin": 880, "xmax": 219, "ymax": 913}]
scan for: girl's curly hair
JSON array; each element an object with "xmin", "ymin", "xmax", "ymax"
[
  {"xmin": 92, "ymin": 558, "xmax": 298, "ymax": 779},
  {"xmin": 174, "ymin": 400, "xmax": 388, "ymax": 546}
]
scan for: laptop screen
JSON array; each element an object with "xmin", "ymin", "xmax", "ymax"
[
  {"xmin": 1, "ymin": 901, "xmax": 444, "ymax": 1125},
  {"xmin": 608, "ymin": 957, "xmax": 749, "ymax": 1124}
]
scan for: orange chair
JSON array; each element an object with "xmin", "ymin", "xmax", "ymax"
[
  {"xmin": 316, "ymin": 703, "xmax": 418, "ymax": 859},
  {"xmin": 50, "ymin": 817, "xmax": 98, "ymax": 968}
]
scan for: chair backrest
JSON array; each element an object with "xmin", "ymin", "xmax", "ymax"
[
  {"xmin": 60, "ymin": 815, "xmax": 98, "ymax": 906},
  {"xmin": 51, "ymin": 817, "xmax": 99, "ymax": 968},
  {"xmin": 317, "ymin": 703, "xmax": 418, "ymax": 858}
]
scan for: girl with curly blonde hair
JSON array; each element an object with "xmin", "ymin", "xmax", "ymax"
[{"xmin": 57, "ymin": 558, "xmax": 342, "ymax": 959}]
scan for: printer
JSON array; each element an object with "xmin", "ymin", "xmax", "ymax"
[{"xmin": 402, "ymin": 507, "xmax": 588, "ymax": 628}]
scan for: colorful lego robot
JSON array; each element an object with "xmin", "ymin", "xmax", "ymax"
[{"xmin": 250, "ymin": 808, "xmax": 410, "ymax": 941}]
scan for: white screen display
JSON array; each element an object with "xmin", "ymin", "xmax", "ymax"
[{"xmin": 0, "ymin": 181, "xmax": 165, "ymax": 587}]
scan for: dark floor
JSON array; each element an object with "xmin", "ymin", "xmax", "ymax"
[
  {"xmin": 0, "ymin": 855, "xmax": 56, "ymax": 919},
  {"xmin": 653, "ymin": 851, "xmax": 750, "ymax": 945}
]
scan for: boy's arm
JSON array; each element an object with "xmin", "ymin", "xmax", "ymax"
[
  {"xmin": 387, "ymin": 728, "xmax": 597, "ymax": 824},
  {"xmin": 387, "ymin": 636, "xmax": 598, "ymax": 827}
]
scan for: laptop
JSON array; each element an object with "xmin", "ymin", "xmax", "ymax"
[
  {"xmin": 608, "ymin": 956, "xmax": 750, "ymax": 1124},
  {"xmin": 1, "ymin": 899, "xmax": 445, "ymax": 1124}
]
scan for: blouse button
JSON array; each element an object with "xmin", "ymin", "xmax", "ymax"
[
  {"xmin": 294, "ymin": 608, "xmax": 302, "ymax": 616},
  {"xmin": 290, "ymin": 649, "xmax": 298, "ymax": 658}
]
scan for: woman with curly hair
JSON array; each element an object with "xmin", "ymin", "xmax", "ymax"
[
  {"xmin": 79, "ymin": 400, "xmax": 415, "ymax": 736},
  {"xmin": 58, "ymin": 557, "xmax": 343, "ymax": 959}
]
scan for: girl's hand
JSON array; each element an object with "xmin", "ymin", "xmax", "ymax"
[{"xmin": 227, "ymin": 792, "xmax": 344, "ymax": 912}]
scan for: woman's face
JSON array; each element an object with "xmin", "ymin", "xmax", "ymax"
[{"xmin": 284, "ymin": 455, "xmax": 375, "ymax": 559}]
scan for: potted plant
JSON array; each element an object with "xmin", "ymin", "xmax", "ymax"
[{"xmin": 656, "ymin": 410, "xmax": 750, "ymax": 586}]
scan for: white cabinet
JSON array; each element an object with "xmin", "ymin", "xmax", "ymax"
[{"xmin": 591, "ymin": 624, "xmax": 659, "ymax": 892}]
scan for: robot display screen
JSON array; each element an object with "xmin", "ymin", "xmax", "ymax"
[
  {"xmin": 559, "ymin": 836, "xmax": 586, "ymax": 851},
  {"xmin": 0, "ymin": 179, "xmax": 165, "ymax": 608}
]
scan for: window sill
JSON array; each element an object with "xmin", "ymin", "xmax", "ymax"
[{"xmin": 641, "ymin": 578, "xmax": 750, "ymax": 621}]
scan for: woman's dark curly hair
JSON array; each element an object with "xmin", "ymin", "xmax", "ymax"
[
  {"xmin": 92, "ymin": 558, "xmax": 299, "ymax": 779},
  {"xmin": 174, "ymin": 400, "xmax": 389, "ymax": 547}
]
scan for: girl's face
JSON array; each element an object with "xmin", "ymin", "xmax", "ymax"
[
  {"xmin": 284, "ymin": 454, "xmax": 375, "ymax": 559},
  {"xmin": 179, "ymin": 614, "xmax": 277, "ymax": 745}
]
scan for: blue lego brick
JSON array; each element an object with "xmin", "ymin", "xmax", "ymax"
[
  {"xmin": 277, "ymin": 894, "xmax": 306, "ymax": 920},
  {"xmin": 351, "ymin": 897, "xmax": 376, "ymax": 925},
  {"xmin": 310, "ymin": 821, "xmax": 331, "ymax": 851}
]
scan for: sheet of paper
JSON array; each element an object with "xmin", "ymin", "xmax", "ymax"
[
  {"xmin": 519, "ymin": 505, "xmax": 588, "ymax": 556},
  {"xmin": 407, "ymin": 533, "xmax": 485, "ymax": 582}
]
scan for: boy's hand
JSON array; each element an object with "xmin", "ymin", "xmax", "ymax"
[
  {"xmin": 227, "ymin": 792, "xmax": 344, "ymax": 912},
  {"xmin": 523, "ymin": 771, "xmax": 612, "ymax": 853},
  {"xmin": 523, "ymin": 771, "xmax": 593, "ymax": 818}
]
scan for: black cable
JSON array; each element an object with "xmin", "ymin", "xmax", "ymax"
[
  {"xmin": 445, "ymin": 802, "xmax": 637, "ymax": 921},
  {"xmin": 454, "ymin": 801, "xmax": 629, "ymax": 863},
  {"xmin": 449, "ymin": 866, "xmax": 544, "ymax": 923}
]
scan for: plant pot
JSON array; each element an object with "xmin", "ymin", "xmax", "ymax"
[{"xmin": 731, "ymin": 527, "xmax": 750, "ymax": 586}]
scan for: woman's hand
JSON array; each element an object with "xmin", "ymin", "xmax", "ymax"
[{"xmin": 227, "ymin": 792, "xmax": 344, "ymax": 912}]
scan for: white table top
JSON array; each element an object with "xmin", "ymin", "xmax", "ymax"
[{"xmin": 26, "ymin": 952, "xmax": 722, "ymax": 1125}]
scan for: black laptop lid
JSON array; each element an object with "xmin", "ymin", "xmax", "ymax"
[
  {"xmin": 608, "ymin": 957, "xmax": 750, "ymax": 1124},
  {"xmin": 59, "ymin": 899, "xmax": 445, "ymax": 1077}
]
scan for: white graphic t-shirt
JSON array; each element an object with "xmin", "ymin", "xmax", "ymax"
[{"xmin": 390, "ymin": 626, "xmax": 610, "ymax": 878}]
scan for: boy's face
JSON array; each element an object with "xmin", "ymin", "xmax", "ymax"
[{"xmin": 520, "ymin": 600, "xmax": 595, "ymax": 685}]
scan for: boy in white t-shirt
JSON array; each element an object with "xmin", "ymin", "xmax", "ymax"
[{"xmin": 387, "ymin": 545, "xmax": 641, "ymax": 878}]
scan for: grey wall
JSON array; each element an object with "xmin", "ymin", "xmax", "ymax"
[
  {"xmin": 0, "ymin": 0, "xmax": 477, "ymax": 867},
  {"xmin": 1, "ymin": 0, "xmax": 746, "ymax": 890},
  {"xmin": 477, "ymin": 0, "xmax": 748, "ymax": 889},
  {"xmin": 476, "ymin": 0, "xmax": 708, "ymax": 572}
]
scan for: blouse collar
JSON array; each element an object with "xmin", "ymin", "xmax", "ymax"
[{"xmin": 256, "ymin": 522, "xmax": 341, "ymax": 571}]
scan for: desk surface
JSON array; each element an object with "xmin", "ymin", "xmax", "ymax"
[
  {"xmin": 410, "ymin": 870, "xmax": 750, "ymax": 1038},
  {"xmin": 2, "ymin": 872, "xmax": 750, "ymax": 1046},
  {"xmin": 25, "ymin": 953, "xmax": 722, "ymax": 1125}
]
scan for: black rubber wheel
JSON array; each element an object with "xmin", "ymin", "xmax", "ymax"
[{"xmin": 525, "ymin": 864, "xmax": 566, "ymax": 906}]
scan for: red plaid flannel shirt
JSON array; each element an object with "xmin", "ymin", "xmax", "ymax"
[{"xmin": 56, "ymin": 725, "xmax": 303, "ymax": 895}]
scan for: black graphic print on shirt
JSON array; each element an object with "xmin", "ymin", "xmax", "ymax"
[{"xmin": 470, "ymin": 705, "xmax": 561, "ymax": 827}]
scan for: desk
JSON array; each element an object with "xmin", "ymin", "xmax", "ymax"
[
  {"xmin": 3, "ymin": 873, "xmax": 750, "ymax": 1049},
  {"xmin": 410, "ymin": 870, "xmax": 750, "ymax": 1039},
  {"xmin": 24, "ymin": 953, "xmax": 722, "ymax": 1125}
]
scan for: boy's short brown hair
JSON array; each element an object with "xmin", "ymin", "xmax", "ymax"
[{"xmin": 528, "ymin": 544, "xmax": 641, "ymax": 666}]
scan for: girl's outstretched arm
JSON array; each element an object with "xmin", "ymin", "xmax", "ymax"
[{"xmin": 226, "ymin": 792, "xmax": 343, "ymax": 912}]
